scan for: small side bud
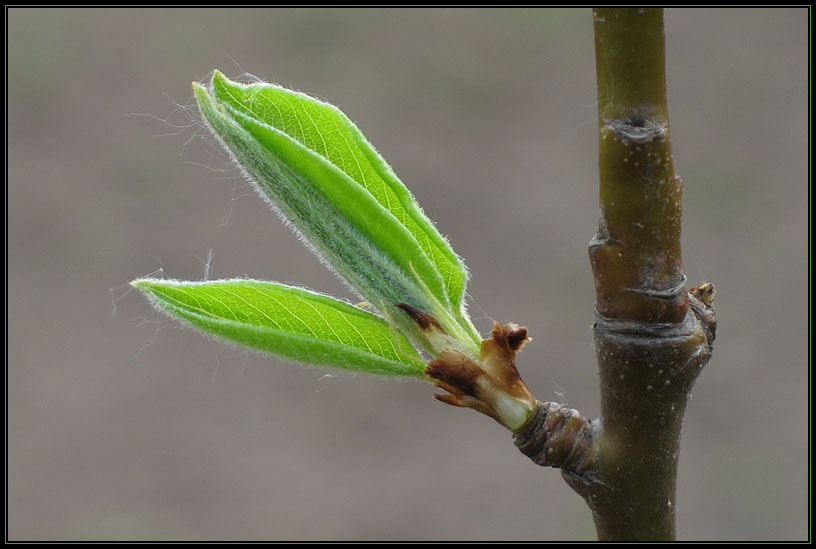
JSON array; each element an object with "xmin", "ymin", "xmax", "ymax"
[
  {"xmin": 690, "ymin": 282, "xmax": 716, "ymax": 305},
  {"xmin": 689, "ymin": 282, "xmax": 717, "ymax": 344}
]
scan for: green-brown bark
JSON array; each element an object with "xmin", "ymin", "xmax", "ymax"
[
  {"xmin": 511, "ymin": 8, "xmax": 716, "ymax": 541},
  {"xmin": 428, "ymin": 8, "xmax": 715, "ymax": 540}
]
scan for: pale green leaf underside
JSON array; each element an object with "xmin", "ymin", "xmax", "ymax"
[
  {"xmin": 132, "ymin": 278, "xmax": 426, "ymax": 377},
  {"xmin": 209, "ymin": 71, "xmax": 467, "ymax": 311}
]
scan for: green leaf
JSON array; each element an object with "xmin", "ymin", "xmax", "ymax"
[
  {"xmin": 193, "ymin": 72, "xmax": 480, "ymax": 352},
  {"xmin": 132, "ymin": 278, "xmax": 426, "ymax": 377},
  {"xmin": 210, "ymin": 71, "xmax": 467, "ymax": 310}
]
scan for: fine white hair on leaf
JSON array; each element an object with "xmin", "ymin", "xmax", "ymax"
[
  {"xmin": 110, "ymin": 266, "xmax": 165, "ymax": 318},
  {"xmin": 199, "ymin": 248, "xmax": 215, "ymax": 280},
  {"xmin": 553, "ymin": 381, "xmax": 569, "ymax": 406},
  {"xmin": 223, "ymin": 52, "xmax": 265, "ymax": 85}
]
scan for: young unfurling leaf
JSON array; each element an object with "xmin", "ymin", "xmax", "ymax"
[
  {"xmin": 132, "ymin": 278, "xmax": 426, "ymax": 377},
  {"xmin": 193, "ymin": 71, "xmax": 480, "ymax": 353},
  {"xmin": 132, "ymin": 71, "xmax": 537, "ymax": 430}
]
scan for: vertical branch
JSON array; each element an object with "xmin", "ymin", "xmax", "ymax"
[
  {"xmin": 590, "ymin": 7, "xmax": 686, "ymax": 323},
  {"xmin": 425, "ymin": 8, "xmax": 716, "ymax": 541},
  {"xmin": 568, "ymin": 8, "xmax": 717, "ymax": 540}
]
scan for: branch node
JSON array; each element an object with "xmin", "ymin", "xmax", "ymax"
[
  {"xmin": 513, "ymin": 401, "xmax": 597, "ymax": 473},
  {"xmin": 626, "ymin": 275, "xmax": 687, "ymax": 300},
  {"xmin": 603, "ymin": 116, "xmax": 667, "ymax": 144}
]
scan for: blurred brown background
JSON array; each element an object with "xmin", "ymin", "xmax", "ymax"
[{"xmin": 7, "ymin": 8, "xmax": 808, "ymax": 541}]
